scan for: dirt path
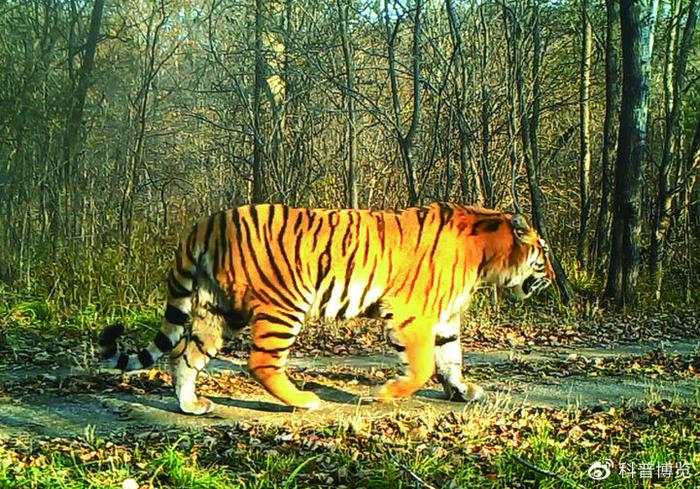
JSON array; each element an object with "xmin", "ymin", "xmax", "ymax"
[{"xmin": 1, "ymin": 341, "xmax": 697, "ymax": 439}]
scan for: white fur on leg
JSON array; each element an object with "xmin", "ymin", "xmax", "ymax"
[
  {"xmin": 171, "ymin": 357, "xmax": 214, "ymax": 415},
  {"xmin": 434, "ymin": 318, "xmax": 484, "ymax": 402}
]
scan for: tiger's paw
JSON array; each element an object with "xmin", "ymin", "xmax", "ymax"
[
  {"xmin": 371, "ymin": 378, "xmax": 414, "ymax": 402},
  {"xmin": 289, "ymin": 391, "xmax": 321, "ymax": 410},
  {"xmin": 446, "ymin": 382, "xmax": 485, "ymax": 402},
  {"xmin": 179, "ymin": 396, "xmax": 216, "ymax": 415}
]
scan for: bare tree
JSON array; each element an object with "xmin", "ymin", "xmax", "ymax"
[
  {"xmin": 384, "ymin": 0, "xmax": 422, "ymax": 206},
  {"xmin": 252, "ymin": 0, "xmax": 265, "ymax": 204},
  {"xmin": 592, "ymin": 0, "xmax": 620, "ymax": 269},
  {"xmin": 56, "ymin": 0, "xmax": 105, "ymax": 240},
  {"xmin": 605, "ymin": 0, "xmax": 659, "ymax": 308},
  {"xmin": 506, "ymin": 1, "xmax": 573, "ymax": 303},
  {"xmin": 650, "ymin": 0, "xmax": 697, "ymax": 298},
  {"xmin": 338, "ymin": 0, "xmax": 358, "ymax": 209},
  {"xmin": 577, "ymin": 0, "xmax": 592, "ymax": 269}
]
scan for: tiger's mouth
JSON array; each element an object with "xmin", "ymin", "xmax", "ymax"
[
  {"xmin": 522, "ymin": 275, "xmax": 550, "ymax": 295},
  {"xmin": 503, "ymin": 275, "xmax": 551, "ymax": 301}
]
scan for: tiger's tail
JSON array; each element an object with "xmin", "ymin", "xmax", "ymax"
[{"xmin": 99, "ymin": 229, "xmax": 200, "ymax": 371}]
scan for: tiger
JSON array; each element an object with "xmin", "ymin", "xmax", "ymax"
[{"xmin": 100, "ymin": 203, "xmax": 554, "ymax": 414}]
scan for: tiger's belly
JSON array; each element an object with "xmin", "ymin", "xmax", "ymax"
[{"xmin": 307, "ymin": 279, "xmax": 384, "ymax": 320}]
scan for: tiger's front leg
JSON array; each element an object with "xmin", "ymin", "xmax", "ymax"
[
  {"xmin": 247, "ymin": 307, "xmax": 321, "ymax": 410},
  {"xmin": 374, "ymin": 316, "xmax": 436, "ymax": 401},
  {"xmin": 435, "ymin": 316, "xmax": 484, "ymax": 402}
]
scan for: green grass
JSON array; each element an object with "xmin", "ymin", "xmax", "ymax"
[{"xmin": 1, "ymin": 401, "xmax": 698, "ymax": 488}]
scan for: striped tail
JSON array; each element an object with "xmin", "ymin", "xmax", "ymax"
[{"xmin": 100, "ymin": 233, "xmax": 199, "ymax": 371}]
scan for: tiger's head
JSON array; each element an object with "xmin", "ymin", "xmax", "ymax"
[
  {"xmin": 478, "ymin": 213, "xmax": 554, "ymax": 301},
  {"xmin": 501, "ymin": 214, "xmax": 553, "ymax": 300}
]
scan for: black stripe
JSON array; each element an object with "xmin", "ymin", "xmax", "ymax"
[
  {"xmin": 395, "ymin": 215, "xmax": 404, "ymax": 246},
  {"xmin": 191, "ymin": 334, "xmax": 217, "ymax": 359},
  {"xmin": 165, "ymin": 305, "xmax": 189, "ymax": 325},
  {"xmin": 186, "ymin": 228, "xmax": 197, "ymax": 265},
  {"xmin": 435, "ymin": 334, "xmax": 458, "ymax": 346},
  {"xmin": 240, "ymin": 213, "xmax": 299, "ymax": 312},
  {"xmin": 292, "ymin": 211, "xmax": 304, "ymax": 234},
  {"xmin": 336, "ymin": 302, "xmax": 349, "ymax": 319},
  {"xmin": 396, "ymin": 316, "xmax": 416, "ymax": 330},
  {"xmin": 341, "ymin": 213, "xmax": 353, "ymax": 253},
  {"xmin": 338, "ymin": 244, "xmax": 358, "ymax": 306},
  {"xmin": 310, "ymin": 214, "xmax": 323, "ymax": 250},
  {"xmin": 259, "ymin": 331, "xmax": 296, "ymax": 340},
  {"xmin": 277, "ymin": 206, "xmax": 305, "ymax": 298},
  {"xmin": 318, "ymin": 279, "xmax": 335, "ymax": 314},
  {"xmin": 232, "ymin": 208, "xmax": 255, "ymax": 288},
  {"xmin": 294, "ymin": 226, "xmax": 305, "ymax": 273},
  {"xmin": 263, "ymin": 207, "xmax": 301, "ymax": 303},
  {"xmin": 315, "ymin": 250, "xmax": 331, "ymax": 290},
  {"xmin": 251, "ymin": 344, "xmax": 289, "ymax": 354},
  {"xmin": 438, "ymin": 203, "xmax": 454, "ymax": 224},
  {"xmin": 376, "ymin": 215, "xmax": 386, "ymax": 254},
  {"xmin": 248, "ymin": 205, "xmax": 260, "ymax": 240},
  {"xmin": 477, "ymin": 255, "xmax": 492, "ymax": 277},
  {"xmin": 277, "ymin": 309, "xmax": 303, "ymax": 324},
  {"xmin": 471, "ymin": 218, "xmax": 502, "ymax": 235},
  {"xmin": 176, "ymin": 249, "xmax": 195, "ymax": 280},
  {"xmin": 255, "ymin": 313, "xmax": 295, "ymax": 328},
  {"xmin": 138, "ymin": 349, "xmax": 154, "ymax": 368},
  {"xmin": 415, "ymin": 208, "xmax": 429, "ymax": 249},
  {"xmin": 358, "ymin": 259, "xmax": 378, "ymax": 311},
  {"xmin": 218, "ymin": 210, "xmax": 228, "ymax": 276},
  {"xmin": 362, "ymin": 222, "xmax": 370, "ymax": 267},
  {"xmin": 202, "ymin": 213, "xmax": 216, "ymax": 257},
  {"xmin": 406, "ymin": 252, "xmax": 427, "ymax": 296},
  {"xmin": 154, "ymin": 331, "xmax": 174, "ymax": 351},
  {"xmin": 116, "ymin": 354, "xmax": 128, "ymax": 370},
  {"xmin": 167, "ymin": 273, "xmax": 190, "ymax": 299},
  {"xmin": 428, "ymin": 206, "xmax": 449, "ymax": 261},
  {"xmin": 99, "ymin": 323, "xmax": 124, "ymax": 347}
]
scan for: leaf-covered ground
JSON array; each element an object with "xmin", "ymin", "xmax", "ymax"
[
  {"xmin": 1, "ymin": 400, "xmax": 698, "ymax": 488},
  {"xmin": 1, "ymin": 304, "xmax": 699, "ymax": 487}
]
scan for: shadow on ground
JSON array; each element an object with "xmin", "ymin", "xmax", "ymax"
[{"xmin": 1, "ymin": 340, "xmax": 697, "ymax": 438}]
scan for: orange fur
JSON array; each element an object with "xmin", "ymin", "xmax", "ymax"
[{"xmin": 100, "ymin": 203, "xmax": 553, "ymax": 412}]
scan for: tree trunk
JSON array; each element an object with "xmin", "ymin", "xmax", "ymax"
[
  {"xmin": 338, "ymin": 0, "xmax": 358, "ymax": 209},
  {"xmin": 577, "ymin": 0, "xmax": 592, "ymax": 269},
  {"xmin": 60, "ymin": 0, "xmax": 105, "ymax": 240},
  {"xmin": 605, "ymin": 0, "xmax": 659, "ymax": 308},
  {"xmin": 478, "ymin": 3, "xmax": 493, "ymax": 207},
  {"xmin": 252, "ymin": 0, "xmax": 265, "ymax": 204},
  {"xmin": 446, "ymin": 0, "xmax": 483, "ymax": 206},
  {"xmin": 508, "ymin": 1, "xmax": 573, "ymax": 303},
  {"xmin": 650, "ymin": 0, "xmax": 697, "ymax": 298},
  {"xmin": 385, "ymin": 0, "xmax": 421, "ymax": 207},
  {"xmin": 593, "ymin": 0, "xmax": 620, "ymax": 270}
]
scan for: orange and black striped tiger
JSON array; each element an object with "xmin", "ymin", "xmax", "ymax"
[{"xmin": 100, "ymin": 203, "xmax": 553, "ymax": 413}]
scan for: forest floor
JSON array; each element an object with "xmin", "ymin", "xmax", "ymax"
[{"xmin": 1, "ymin": 308, "xmax": 699, "ymax": 487}]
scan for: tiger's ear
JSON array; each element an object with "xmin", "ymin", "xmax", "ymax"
[{"xmin": 511, "ymin": 214, "xmax": 530, "ymax": 243}]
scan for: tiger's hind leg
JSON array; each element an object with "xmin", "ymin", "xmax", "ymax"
[
  {"xmin": 247, "ymin": 307, "xmax": 320, "ymax": 410},
  {"xmin": 435, "ymin": 316, "xmax": 484, "ymax": 402},
  {"xmin": 374, "ymin": 316, "xmax": 436, "ymax": 401},
  {"xmin": 170, "ymin": 302, "xmax": 249, "ymax": 415}
]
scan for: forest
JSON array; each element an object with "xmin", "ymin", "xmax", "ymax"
[
  {"xmin": 1, "ymin": 0, "xmax": 699, "ymax": 487},
  {"xmin": 0, "ymin": 0, "xmax": 698, "ymax": 311}
]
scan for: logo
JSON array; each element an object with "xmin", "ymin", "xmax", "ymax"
[{"xmin": 588, "ymin": 459, "xmax": 614, "ymax": 480}]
